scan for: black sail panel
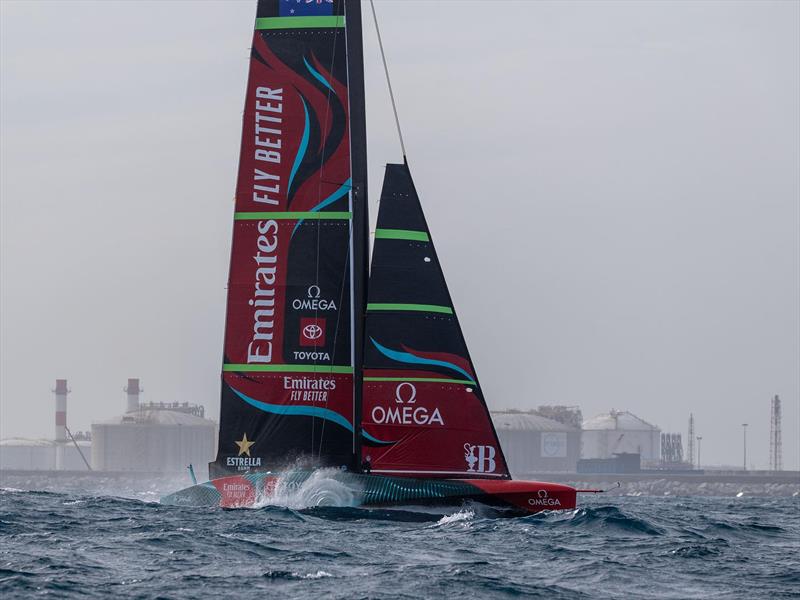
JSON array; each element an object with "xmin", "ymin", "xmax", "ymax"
[{"xmin": 361, "ymin": 163, "xmax": 511, "ymax": 479}]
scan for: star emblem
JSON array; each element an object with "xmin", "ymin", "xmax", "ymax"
[{"xmin": 235, "ymin": 433, "xmax": 255, "ymax": 457}]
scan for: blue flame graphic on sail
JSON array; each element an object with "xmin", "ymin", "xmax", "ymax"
[
  {"xmin": 304, "ymin": 56, "xmax": 334, "ymax": 92},
  {"xmin": 287, "ymin": 95, "xmax": 310, "ymax": 198},
  {"xmin": 292, "ymin": 178, "xmax": 352, "ymax": 236}
]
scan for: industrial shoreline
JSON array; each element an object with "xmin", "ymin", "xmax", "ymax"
[
  {"xmin": 525, "ymin": 470, "xmax": 800, "ymax": 497},
  {"xmin": 4, "ymin": 379, "xmax": 792, "ymax": 487},
  {"xmin": 1, "ymin": 468, "xmax": 797, "ymax": 499}
]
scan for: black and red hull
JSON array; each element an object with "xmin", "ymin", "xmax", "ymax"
[{"xmin": 160, "ymin": 471, "xmax": 576, "ymax": 514}]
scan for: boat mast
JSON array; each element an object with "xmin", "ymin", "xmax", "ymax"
[{"xmin": 344, "ymin": 0, "xmax": 369, "ymax": 472}]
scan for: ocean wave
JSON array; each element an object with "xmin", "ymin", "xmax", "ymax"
[
  {"xmin": 1, "ymin": 491, "xmax": 797, "ymax": 598},
  {"xmin": 262, "ymin": 569, "xmax": 333, "ymax": 580},
  {"xmin": 532, "ymin": 504, "xmax": 666, "ymax": 535}
]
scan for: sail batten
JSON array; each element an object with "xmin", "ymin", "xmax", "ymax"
[
  {"xmin": 255, "ymin": 16, "xmax": 345, "ymax": 30},
  {"xmin": 367, "ymin": 303, "xmax": 453, "ymax": 314},
  {"xmin": 374, "ymin": 229, "xmax": 430, "ymax": 242},
  {"xmin": 234, "ymin": 211, "xmax": 352, "ymax": 220},
  {"xmin": 223, "ymin": 364, "xmax": 354, "ymax": 374}
]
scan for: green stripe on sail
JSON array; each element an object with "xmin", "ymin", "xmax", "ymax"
[
  {"xmin": 234, "ymin": 211, "xmax": 351, "ymax": 220},
  {"xmin": 255, "ymin": 16, "xmax": 345, "ymax": 30},
  {"xmin": 367, "ymin": 303, "xmax": 453, "ymax": 315},
  {"xmin": 364, "ymin": 377, "xmax": 473, "ymax": 385},
  {"xmin": 223, "ymin": 364, "xmax": 353, "ymax": 374},
  {"xmin": 374, "ymin": 228, "xmax": 429, "ymax": 242}
]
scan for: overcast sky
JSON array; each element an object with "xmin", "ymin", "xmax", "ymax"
[{"xmin": 1, "ymin": 0, "xmax": 798, "ymax": 470}]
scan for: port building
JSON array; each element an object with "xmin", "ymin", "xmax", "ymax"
[
  {"xmin": 581, "ymin": 410, "xmax": 661, "ymax": 465},
  {"xmin": 492, "ymin": 409, "xmax": 581, "ymax": 475},
  {"xmin": 0, "ymin": 438, "xmax": 57, "ymax": 470},
  {"xmin": 90, "ymin": 379, "xmax": 216, "ymax": 473}
]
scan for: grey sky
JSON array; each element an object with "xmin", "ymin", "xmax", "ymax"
[{"xmin": 1, "ymin": 0, "xmax": 798, "ymax": 470}]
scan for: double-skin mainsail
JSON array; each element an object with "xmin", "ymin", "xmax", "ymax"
[{"xmin": 211, "ymin": 0, "xmax": 368, "ymax": 478}]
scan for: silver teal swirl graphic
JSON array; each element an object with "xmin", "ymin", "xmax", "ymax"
[
  {"xmin": 231, "ymin": 386, "xmax": 394, "ymax": 445},
  {"xmin": 370, "ymin": 338, "xmax": 476, "ymax": 384}
]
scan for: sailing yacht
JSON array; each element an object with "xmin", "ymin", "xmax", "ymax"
[{"xmin": 162, "ymin": 0, "xmax": 585, "ymax": 513}]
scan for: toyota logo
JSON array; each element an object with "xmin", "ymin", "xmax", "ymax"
[{"xmin": 303, "ymin": 324, "xmax": 323, "ymax": 340}]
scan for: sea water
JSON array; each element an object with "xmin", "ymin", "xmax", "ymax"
[{"xmin": 1, "ymin": 484, "xmax": 797, "ymax": 598}]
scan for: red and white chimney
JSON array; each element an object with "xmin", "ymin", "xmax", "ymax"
[
  {"xmin": 124, "ymin": 378, "xmax": 141, "ymax": 413},
  {"xmin": 54, "ymin": 379, "xmax": 68, "ymax": 443}
]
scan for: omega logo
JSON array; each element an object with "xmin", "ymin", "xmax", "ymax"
[
  {"xmin": 527, "ymin": 489, "xmax": 561, "ymax": 507},
  {"xmin": 371, "ymin": 382, "xmax": 443, "ymax": 426},
  {"xmin": 395, "ymin": 382, "xmax": 416, "ymax": 404}
]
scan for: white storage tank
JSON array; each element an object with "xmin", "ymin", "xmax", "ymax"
[
  {"xmin": 492, "ymin": 411, "xmax": 581, "ymax": 475},
  {"xmin": 0, "ymin": 438, "xmax": 56, "ymax": 470},
  {"xmin": 582, "ymin": 410, "xmax": 661, "ymax": 464},
  {"xmin": 91, "ymin": 406, "xmax": 216, "ymax": 473}
]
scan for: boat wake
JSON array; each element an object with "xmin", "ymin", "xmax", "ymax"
[
  {"xmin": 433, "ymin": 508, "xmax": 475, "ymax": 527},
  {"xmin": 253, "ymin": 469, "xmax": 363, "ymax": 510}
]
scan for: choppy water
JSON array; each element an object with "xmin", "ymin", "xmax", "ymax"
[{"xmin": 1, "ymin": 485, "xmax": 798, "ymax": 599}]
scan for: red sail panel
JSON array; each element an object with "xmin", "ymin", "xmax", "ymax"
[
  {"xmin": 360, "ymin": 164, "xmax": 510, "ymax": 479},
  {"xmin": 362, "ymin": 378, "xmax": 508, "ymax": 477},
  {"xmin": 211, "ymin": 1, "xmax": 363, "ymax": 477}
]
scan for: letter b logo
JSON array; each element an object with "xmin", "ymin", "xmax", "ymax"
[{"xmin": 477, "ymin": 445, "xmax": 496, "ymax": 473}]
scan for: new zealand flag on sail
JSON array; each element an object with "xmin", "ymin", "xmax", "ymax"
[{"xmin": 279, "ymin": 0, "xmax": 334, "ymax": 16}]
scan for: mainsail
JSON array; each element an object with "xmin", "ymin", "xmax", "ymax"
[
  {"xmin": 361, "ymin": 163, "xmax": 511, "ymax": 479},
  {"xmin": 211, "ymin": 0, "xmax": 368, "ymax": 477}
]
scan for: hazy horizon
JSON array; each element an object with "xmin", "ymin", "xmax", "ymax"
[{"xmin": 1, "ymin": 0, "xmax": 798, "ymax": 470}]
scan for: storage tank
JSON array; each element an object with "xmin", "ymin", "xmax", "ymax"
[
  {"xmin": 92, "ymin": 405, "xmax": 216, "ymax": 473},
  {"xmin": 582, "ymin": 410, "xmax": 661, "ymax": 464},
  {"xmin": 491, "ymin": 411, "xmax": 581, "ymax": 475},
  {"xmin": 0, "ymin": 438, "xmax": 56, "ymax": 470},
  {"xmin": 60, "ymin": 440, "xmax": 93, "ymax": 471}
]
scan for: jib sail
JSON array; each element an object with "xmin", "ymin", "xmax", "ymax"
[
  {"xmin": 211, "ymin": 0, "xmax": 368, "ymax": 478},
  {"xmin": 361, "ymin": 163, "xmax": 510, "ymax": 479}
]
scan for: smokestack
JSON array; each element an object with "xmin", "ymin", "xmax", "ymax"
[
  {"xmin": 54, "ymin": 379, "xmax": 68, "ymax": 443},
  {"xmin": 124, "ymin": 378, "xmax": 141, "ymax": 413}
]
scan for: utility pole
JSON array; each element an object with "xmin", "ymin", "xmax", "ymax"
[
  {"xmin": 696, "ymin": 436, "xmax": 702, "ymax": 469},
  {"xmin": 742, "ymin": 423, "xmax": 748, "ymax": 471}
]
